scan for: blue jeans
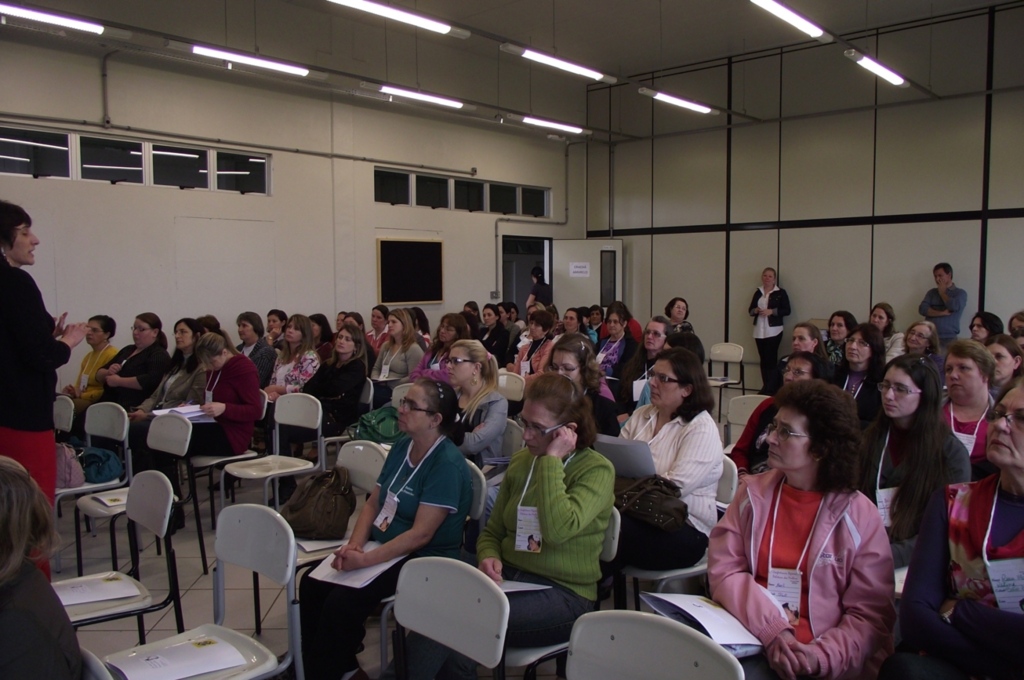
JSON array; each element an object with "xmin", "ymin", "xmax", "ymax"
[{"xmin": 382, "ymin": 565, "xmax": 595, "ymax": 680}]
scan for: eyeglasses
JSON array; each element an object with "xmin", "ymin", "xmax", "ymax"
[
  {"xmin": 847, "ymin": 338, "xmax": 870, "ymax": 349},
  {"xmin": 766, "ymin": 421, "xmax": 810, "ymax": 442},
  {"xmin": 517, "ymin": 415, "xmax": 566, "ymax": 437},
  {"xmin": 447, "ymin": 357, "xmax": 474, "ymax": 366},
  {"xmin": 131, "ymin": 326, "xmax": 153, "ymax": 333},
  {"xmin": 782, "ymin": 367, "xmax": 810, "ymax": 378},
  {"xmin": 398, "ymin": 398, "xmax": 436, "ymax": 415},
  {"xmin": 986, "ymin": 408, "xmax": 1024, "ymax": 432},
  {"xmin": 547, "ymin": 363, "xmax": 580, "ymax": 374},
  {"xmin": 906, "ymin": 330, "xmax": 931, "ymax": 341},
  {"xmin": 877, "ymin": 381, "xmax": 922, "ymax": 396},
  {"xmin": 643, "ymin": 329, "xmax": 666, "ymax": 338},
  {"xmin": 649, "ymin": 373, "xmax": 681, "ymax": 385}
]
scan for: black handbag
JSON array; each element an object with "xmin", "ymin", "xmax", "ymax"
[{"xmin": 613, "ymin": 475, "xmax": 689, "ymax": 532}]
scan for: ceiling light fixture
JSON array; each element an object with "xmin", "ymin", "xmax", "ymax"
[
  {"xmin": 0, "ymin": 155, "xmax": 29, "ymax": 162},
  {"xmin": 843, "ymin": 49, "xmax": 909, "ymax": 87},
  {"xmin": 749, "ymin": 0, "xmax": 831, "ymax": 42},
  {"xmin": 500, "ymin": 44, "xmax": 617, "ymax": 84},
  {"xmin": 0, "ymin": 137, "xmax": 68, "ymax": 151},
  {"xmin": 638, "ymin": 87, "xmax": 716, "ymax": 114},
  {"xmin": 361, "ymin": 82, "xmax": 465, "ymax": 109},
  {"xmin": 503, "ymin": 113, "xmax": 590, "ymax": 135},
  {"xmin": 153, "ymin": 150, "xmax": 200, "ymax": 158},
  {"xmin": 326, "ymin": 0, "xmax": 469, "ymax": 38},
  {"xmin": 0, "ymin": 2, "xmax": 104, "ymax": 34},
  {"xmin": 192, "ymin": 45, "xmax": 309, "ymax": 77},
  {"xmin": 82, "ymin": 165, "xmax": 141, "ymax": 171}
]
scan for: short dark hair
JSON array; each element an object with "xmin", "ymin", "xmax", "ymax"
[
  {"xmin": 0, "ymin": 199, "xmax": 31, "ymax": 250},
  {"xmin": 267, "ymin": 309, "xmax": 287, "ymax": 324},
  {"xmin": 829, "ymin": 311, "xmax": 858, "ymax": 335},
  {"xmin": 773, "ymin": 380, "xmax": 861, "ymax": 493},
  {"xmin": 524, "ymin": 372, "xmax": 597, "ymax": 449},
  {"xmin": 656, "ymin": 347, "xmax": 715, "ymax": 421},
  {"xmin": 89, "ymin": 315, "xmax": 116, "ymax": 339},
  {"xmin": 605, "ymin": 301, "xmax": 633, "ymax": 324},
  {"xmin": 372, "ymin": 304, "xmax": 390, "ymax": 319},
  {"xmin": 308, "ymin": 313, "xmax": 334, "ymax": 344},
  {"xmin": 483, "ymin": 303, "xmax": 500, "ymax": 317},
  {"xmin": 529, "ymin": 309, "xmax": 555, "ymax": 333},
  {"xmin": 588, "ymin": 305, "xmax": 604, "ymax": 322},
  {"xmin": 463, "ymin": 301, "xmax": 480, "ymax": 317},
  {"xmin": 934, "ymin": 262, "xmax": 953, "ymax": 276},
  {"xmin": 787, "ymin": 351, "xmax": 829, "ymax": 379},
  {"xmin": 664, "ymin": 297, "xmax": 690, "ymax": 320},
  {"xmin": 346, "ymin": 311, "xmax": 365, "ymax": 331},
  {"xmin": 236, "ymin": 311, "xmax": 265, "ymax": 338},
  {"xmin": 972, "ymin": 311, "xmax": 1004, "ymax": 337},
  {"xmin": 665, "ymin": 331, "xmax": 705, "ymax": 364}
]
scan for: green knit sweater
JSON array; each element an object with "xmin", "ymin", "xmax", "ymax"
[{"xmin": 477, "ymin": 447, "xmax": 614, "ymax": 600}]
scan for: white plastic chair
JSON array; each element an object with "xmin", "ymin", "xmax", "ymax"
[
  {"xmin": 102, "ymin": 504, "xmax": 303, "ymax": 680},
  {"xmin": 69, "ymin": 402, "xmax": 132, "ymax": 576},
  {"xmin": 393, "ymin": 556, "xmax": 510, "ymax": 679},
  {"xmin": 501, "ymin": 418, "xmax": 525, "ymax": 459},
  {"xmin": 389, "ymin": 381, "xmax": 414, "ymax": 408},
  {"xmin": 54, "ymin": 394, "xmax": 75, "ymax": 432},
  {"xmin": 497, "ymin": 372, "xmax": 526, "ymax": 402},
  {"xmin": 707, "ymin": 343, "xmax": 745, "ymax": 420},
  {"xmin": 61, "ymin": 470, "xmax": 184, "ymax": 645},
  {"xmin": 81, "ymin": 648, "xmax": 115, "ymax": 680},
  {"xmin": 723, "ymin": 394, "xmax": 769, "ymax": 450},
  {"xmin": 565, "ymin": 610, "xmax": 743, "ymax": 680}
]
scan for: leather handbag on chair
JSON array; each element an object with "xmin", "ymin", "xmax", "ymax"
[
  {"xmin": 613, "ymin": 475, "xmax": 689, "ymax": 532},
  {"xmin": 280, "ymin": 467, "xmax": 357, "ymax": 539}
]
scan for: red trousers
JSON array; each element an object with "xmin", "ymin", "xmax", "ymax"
[{"xmin": 0, "ymin": 426, "xmax": 56, "ymax": 578}]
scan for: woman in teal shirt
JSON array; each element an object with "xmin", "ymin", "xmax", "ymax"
[{"xmin": 299, "ymin": 378, "xmax": 472, "ymax": 680}]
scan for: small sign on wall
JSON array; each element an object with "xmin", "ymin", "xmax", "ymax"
[{"xmin": 569, "ymin": 262, "xmax": 590, "ymax": 278}]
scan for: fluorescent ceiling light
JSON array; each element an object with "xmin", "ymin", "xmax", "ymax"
[
  {"xmin": 749, "ymin": 0, "xmax": 830, "ymax": 42},
  {"xmin": 192, "ymin": 45, "xmax": 309, "ymax": 77},
  {"xmin": 638, "ymin": 87, "xmax": 715, "ymax": 114},
  {"xmin": 153, "ymin": 150, "xmax": 200, "ymax": 158},
  {"xmin": 82, "ymin": 165, "xmax": 141, "ymax": 170},
  {"xmin": 502, "ymin": 113, "xmax": 589, "ymax": 135},
  {"xmin": 0, "ymin": 155, "xmax": 29, "ymax": 162},
  {"xmin": 844, "ymin": 49, "xmax": 909, "ymax": 87},
  {"xmin": 363, "ymin": 82, "xmax": 464, "ymax": 109},
  {"xmin": 326, "ymin": 0, "xmax": 469, "ymax": 38},
  {"xmin": 129, "ymin": 150, "xmax": 142, "ymax": 155},
  {"xmin": 216, "ymin": 171, "xmax": 250, "ymax": 175},
  {"xmin": 500, "ymin": 44, "xmax": 617, "ymax": 84},
  {"xmin": 0, "ymin": 2, "xmax": 104, "ymax": 34},
  {"xmin": 248, "ymin": 158, "xmax": 266, "ymax": 163},
  {"xmin": 0, "ymin": 137, "xmax": 68, "ymax": 151}
]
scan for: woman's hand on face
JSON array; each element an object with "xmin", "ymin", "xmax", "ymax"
[
  {"xmin": 545, "ymin": 425, "xmax": 577, "ymax": 459},
  {"xmin": 479, "ymin": 557, "xmax": 503, "ymax": 584},
  {"xmin": 200, "ymin": 402, "xmax": 226, "ymax": 418}
]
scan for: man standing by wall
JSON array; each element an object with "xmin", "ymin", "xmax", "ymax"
[{"xmin": 919, "ymin": 262, "xmax": 967, "ymax": 348}]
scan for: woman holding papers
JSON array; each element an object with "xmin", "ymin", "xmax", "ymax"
[
  {"xmin": 299, "ymin": 378, "xmax": 472, "ymax": 680},
  {"xmin": 709, "ymin": 380, "xmax": 895, "ymax": 680},
  {"xmin": 881, "ymin": 380, "xmax": 1024, "ymax": 680},
  {"xmin": 128, "ymin": 318, "xmax": 207, "ymax": 421}
]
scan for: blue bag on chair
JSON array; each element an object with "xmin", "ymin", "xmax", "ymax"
[{"xmin": 79, "ymin": 447, "xmax": 124, "ymax": 483}]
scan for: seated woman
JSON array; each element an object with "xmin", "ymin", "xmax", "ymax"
[
  {"xmin": 447, "ymin": 339, "xmax": 508, "ymax": 466},
  {"xmin": 830, "ymin": 323, "xmax": 885, "ymax": 428},
  {"xmin": 197, "ymin": 314, "xmax": 233, "ymax": 344},
  {"xmin": 549, "ymin": 333, "xmax": 621, "ymax": 437},
  {"xmin": 345, "ymin": 311, "xmax": 376, "ymax": 368},
  {"xmin": 62, "ymin": 314, "xmax": 118, "ymax": 418},
  {"xmin": 299, "ymin": 379, "xmax": 472, "ymax": 680},
  {"xmin": 617, "ymin": 315, "xmax": 671, "ymax": 415},
  {"xmin": 411, "ymin": 307, "xmax": 432, "ymax": 346},
  {"xmin": 730, "ymin": 351, "xmax": 829, "ymax": 478},
  {"xmin": 944, "ymin": 340, "xmax": 997, "ymax": 480},
  {"xmin": 235, "ymin": 311, "xmax": 278, "ymax": 388},
  {"xmin": 614, "ymin": 347, "xmax": 723, "ymax": 572},
  {"xmin": 596, "ymin": 302, "xmax": 639, "ymax": 393},
  {"xmin": 365, "ymin": 304, "xmax": 391, "ymax": 355},
  {"xmin": 507, "ymin": 309, "xmax": 555, "ymax": 383},
  {"xmin": 557, "ymin": 306, "xmax": 584, "ymax": 339},
  {"xmin": 128, "ymin": 318, "xmax": 207, "ymax": 425},
  {"xmin": 598, "ymin": 300, "xmax": 643, "ymax": 344},
  {"xmin": 870, "ymin": 303, "xmax": 906, "ymax": 363},
  {"xmin": 761, "ymin": 321, "xmax": 830, "ymax": 396},
  {"xmin": 880, "ymin": 380, "xmax": 1024, "ymax": 680},
  {"xmin": 709, "ymin": 380, "xmax": 895, "ymax": 680},
  {"xmin": 388, "ymin": 372, "xmax": 615, "ymax": 680},
  {"xmin": 97, "ymin": 312, "xmax": 171, "ymax": 411},
  {"xmin": 265, "ymin": 314, "xmax": 320, "ymax": 405},
  {"xmin": 985, "ymin": 334, "xmax": 1024, "ymax": 400},
  {"xmin": 824, "ymin": 310, "xmax": 857, "ymax": 365},
  {"xmin": 665, "ymin": 296, "xmax": 694, "ymax": 334},
  {"xmin": 479, "ymin": 303, "xmax": 509, "ymax": 366},
  {"xmin": 858, "ymin": 354, "xmax": 971, "ymax": 568},
  {"xmin": 266, "ymin": 308, "xmax": 287, "ymax": 349},
  {"xmin": 0, "ymin": 457, "xmax": 82, "ymax": 679},
  {"xmin": 904, "ymin": 320, "xmax": 944, "ymax": 379},
  {"xmin": 1009, "ymin": 310, "xmax": 1024, "ymax": 335},
  {"xmin": 370, "ymin": 308, "xmax": 425, "ymax": 408},
  {"xmin": 409, "ymin": 312, "xmax": 471, "ymax": 384},
  {"xmin": 308, "ymin": 313, "xmax": 335, "ymax": 362},
  {"xmin": 586, "ymin": 304, "xmax": 604, "ymax": 344},
  {"xmin": 969, "ymin": 311, "xmax": 1004, "ymax": 343}
]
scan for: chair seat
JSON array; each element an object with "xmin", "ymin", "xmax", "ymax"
[
  {"xmin": 504, "ymin": 642, "xmax": 569, "ymax": 668},
  {"xmin": 622, "ymin": 554, "xmax": 709, "ymax": 584},
  {"xmin": 707, "ymin": 378, "xmax": 741, "ymax": 388},
  {"xmin": 103, "ymin": 623, "xmax": 278, "ymax": 680},
  {"xmin": 223, "ymin": 455, "xmax": 313, "ymax": 479},
  {"xmin": 56, "ymin": 479, "xmax": 123, "ymax": 500},
  {"xmin": 77, "ymin": 488, "xmax": 130, "ymax": 518},
  {"xmin": 61, "ymin": 572, "xmax": 153, "ymax": 622},
  {"xmin": 191, "ymin": 450, "xmax": 259, "ymax": 469}
]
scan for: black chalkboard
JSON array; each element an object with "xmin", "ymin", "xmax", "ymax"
[{"xmin": 377, "ymin": 239, "xmax": 443, "ymax": 304}]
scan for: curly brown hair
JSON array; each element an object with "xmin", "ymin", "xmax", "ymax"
[{"xmin": 773, "ymin": 380, "xmax": 862, "ymax": 493}]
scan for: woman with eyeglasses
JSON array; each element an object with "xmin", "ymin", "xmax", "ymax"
[
  {"xmin": 97, "ymin": 312, "xmax": 172, "ymax": 411},
  {"xmin": 985, "ymin": 335, "xmax": 1024, "ymax": 400},
  {"xmin": 904, "ymin": 320, "xmax": 944, "ymax": 379},
  {"xmin": 825, "ymin": 310, "xmax": 858, "ymax": 366},
  {"xmin": 446, "ymin": 339, "xmax": 507, "ymax": 466},
  {"xmin": 761, "ymin": 321, "xmax": 831, "ymax": 396},
  {"xmin": 408, "ymin": 312, "xmax": 471, "ymax": 385},
  {"xmin": 709, "ymin": 380, "xmax": 895, "ymax": 680},
  {"xmin": 548, "ymin": 333, "xmax": 620, "ymax": 437},
  {"xmin": 618, "ymin": 316, "xmax": 672, "ymax": 414},
  {"xmin": 944, "ymin": 340, "xmax": 997, "ymax": 481},
  {"xmin": 386, "ymin": 372, "xmax": 614, "ymax": 680},
  {"xmin": 596, "ymin": 302, "xmax": 639, "ymax": 390},
  {"xmin": 880, "ymin": 380, "xmax": 1024, "ymax": 680},
  {"xmin": 870, "ymin": 302, "xmax": 906, "ymax": 363},
  {"xmin": 831, "ymin": 323, "xmax": 885, "ymax": 428},
  {"xmin": 300, "ymin": 378, "xmax": 472, "ymax": 680},
  {"xmin": 730, "ymin": 351, "xmax": 830, "ymax": 479},
  {"xmin": 858, "ymin": 355, "xmax": 970, "ymax": 569}
]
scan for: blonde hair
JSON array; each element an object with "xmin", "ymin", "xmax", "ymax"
[
  {"xmin": 194, "ymin": 331, "xmax": 238, "ymax": 369},
  {"xmin": 0, "ymin": 457, "xmax": 57, "ymax": 586},
  {"xmin": 450, "ymin": 339, "xmax": 500, "ymax": 419},
  {"xmin": 279, "ymin": 314, "xmax": 316, "ymax": 364},
  {"xmin": 386, "ymin": 309, "xmax": 418, "ymax": 352}
]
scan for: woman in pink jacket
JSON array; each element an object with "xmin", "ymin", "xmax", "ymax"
[{"xmin": 709, "ymin": 380, "xmax": 895, "ymax": 680}]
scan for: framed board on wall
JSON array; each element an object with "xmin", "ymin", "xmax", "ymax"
[{"xmin": 377, "ymin": 239, "xmax": 443, "ymax": 305}]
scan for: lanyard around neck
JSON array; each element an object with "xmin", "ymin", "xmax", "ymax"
[{"xmin": 768, "ymin": 481, "xmax": 824, "ymax": 574}]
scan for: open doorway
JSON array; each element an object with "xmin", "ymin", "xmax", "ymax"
[{"xmin": 502, "ymin": 236, "xmax": 551, "ymax": 312}]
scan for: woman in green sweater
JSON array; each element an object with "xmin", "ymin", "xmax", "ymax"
[{"xmin": 386, "ymin": 371, "xmax": 615, "ymax": 679}]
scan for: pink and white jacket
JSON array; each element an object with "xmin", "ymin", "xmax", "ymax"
[{"xmin": 708, "ymin": 469, "xmax": 895, "ymax": 680}]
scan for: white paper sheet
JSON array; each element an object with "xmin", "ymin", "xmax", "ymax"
[
  {"xmin": 152, "ymin": 405, "xmax": 216, "ymax": 423},
  {"xmin": 894, "ymin": 566, "xmax": 908, "ymax": 598},
  {"xmin": 91, "ymin": 489, "xmax": 129, "ymax": 507},
  {"xmin": 308, "ymin": 540, "xmax": 407, "ymax": 588},
  {"xmin": 297, "ymin": 538, "xmax": 347, "ymax": 553},
  {"xmin": 641, "ymin": 593, "xmax": 762, "ymax": 648},
  {"xmin": 107, "ymin": 633, "xmax": 247, "ymax": 680},
  {"xmin": 499, "ymin": 581, "xmax": 551, "ymax": 593},
  {"xmin": 53, "ymin": 572, "xmax": 141, "ymax": 606}
]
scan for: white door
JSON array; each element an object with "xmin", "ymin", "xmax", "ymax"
[{"xmin": 551, "ymin": 239, "xmax": 622, "ymax": 311}]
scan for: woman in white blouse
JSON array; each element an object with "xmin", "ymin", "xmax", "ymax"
[{"xmin": 613, "ymin": 347, "xmax": 723, "ymax": 571}]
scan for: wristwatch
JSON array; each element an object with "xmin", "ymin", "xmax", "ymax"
[{"xmin": 939, "ymin": 600, "xmax": 957, "ymax": 624}]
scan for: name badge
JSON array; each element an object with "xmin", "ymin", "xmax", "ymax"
[
  {"xmin": 79, "ymin": 374, "xmax": 89, "ymax": 391},
  {"xmin": 767, "ymin": 567, "xmax": 802, "ymax": 627},
  {"xmin": 953, "ymin": 431, "xmax": 977, "ymax": 455},
  {"xmin": 374, "ymin": 491, "xmax": 399, "ymax": 532},
  {"xmin": 204, "ymin": 390, "xmax": 214, "ymax": 405},
  {"xmin": 520, "ymin": 360, "xmax": 531, "ymax": 377},
  {"xmin": 379, "ymin": 364, "xmax": 391, "ymax": 380},
  {"xmin": 987, "ymin": 557, "xmax": 1024, "ymax": 612},
  {"xmin": 515, "ymin": 506, "xmax": 542, "ymax": 553},
  {"xmin": 876, "ymin": 486, "xmax": 896, "ymax": 528},
  {"xmin": 596, "ymin": 352, "xmax": 607, "ymax": 364},
  {"xmin": 632, "ymin": 378, "xmax": 648, "ymax": 402}
]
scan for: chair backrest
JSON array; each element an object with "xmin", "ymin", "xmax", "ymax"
[
  {"xmin": 394, "ymin": 557, "xmax": 509, "ymax": 669},
  {"xmin": 466, "ymin": 460, "xmax": 487, "ymax": 521},
  {"xmin": 709, "ymin": 342, "xmax": 744, "ymax": 364},
  {"xmin": 717, "ymin": 456, "xmax": 739, "ymax": 506},
  {"xmin": 502, "ymin": 418, "xmax": 525, "ymax": 459},
  {"xmin": 726, "ymin": 394, "xmax": 768, "ymax": 429},
  {"xmin": 336, "ymin": 440, "xmax": 388, "ymax": 493},
  {"xmin": 360, "ymin": 378, "xmax": 374, "ymax": 407},
  {"xmin": 566, "ymin": 610, "xmax": 743, "ymax": 680},
  {"xmin": 54, "ymin": 395, "xmax": 74, "ymax": 433},
  {"xmin": 497, "ymin": 372, "xmax": 525, "ymax": 402},
  {"xmin": 215, "ymin": 504, "xmax": 296, "ymax": 584},
  {"xmin": 84, "ymin": 402, "xmax": 129, "ymax": 443},
  {"xmin": 390, "ymin": 381, "xmax": 413, "ymax": 407},
  {"xmin": 81, "ymin": 648, "xmax": 115, "ymax": 680},
  {"xmin": 126, "ymin": 470, "xmax": 175, "ymax": 537},
  {"xmin": 146, "ymin": 413, "xmax": 193, "ymax": 459},
  {"xmin": 258, "ymin": 389, "xmax": 270, "ymax": 419},
  {"xmin": 600, "ymin": 507, "xmax": 621, "ymax": 562},
  {"xmin": 274, "ymin": 392, "xmax": 322, "ymax": 430}
]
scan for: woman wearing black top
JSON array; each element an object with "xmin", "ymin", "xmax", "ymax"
[
  {"xmin": 97, "ymin": 312, "xmax": 171, "ymax": 410},
  {"xmin": 831, "ymin": 323, "xmax": 885, "ymax": 428},
  {"xmin": 479, "ymin": 303, "xmax": 509, "ymax": 366},
  {"xmin": 748, "ymin": 267, "xmax": 791, "ymax": 388},
  {"xmin": 526, "ymin": 266, "xmax": 553, "ymax": 307}
]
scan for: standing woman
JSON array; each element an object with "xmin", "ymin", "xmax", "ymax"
[
  {"xmin": 859, "ymin": 355, "xmax": 970, "ymax": 568},
  {"xmin": 479, "ymin": 303, "xmax": 509, "ymax": 367},
  {"xmin": 0, "ymin": 200, "xmax": 87, "ymax": 507},
  {"xmin": 831, "ymin": 323, "xmax": 885, "ymax": 428},
  {"xmin": 264, "ymin": 314, "xmax": 320, "ymax": 404},
  {"xmin": 370, "ymin": 308, "xmax": 425, "ymax": 408},
  {"xmin": 62, "ymin": 315, "xmax": 118, "ymax": 416},
  {"xmin": 409, "ymin": 312, "xmax": 471, "ymax": 384},
  {"xmin": 447, "ymin": 339, "xmax": 508, "ymax": 466},
  {"xmin": 97, "ymin": 313, "xmax": 171, "ymax": 411},
  {"xmin": 944, "ymin": 340, "xmax": 996, "ymax": 480},
  {"xmin": 525, "ymin": 266, "xmax": 553, "ymax": 307},
  {"xmin": 749, "ymin": 267, "xmax": 791, "ymax": 387},
  {"xmin": 870, "ymin": 303, "xmax": 906, "ymax": 362},
  {"xmin": 825, "ymin": 310, "xmax": 858, "ymax": 366},
  {"xmin": 665, "ymin": 297, "xmax": 693, "ymax": 334},
  {"xmin": 309, "ymin": 313, "xmax": 335, "ymax": 363},
  {"xmin": 985, "ymin": 334, "xmax": 1024, "ymax": 399}
]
